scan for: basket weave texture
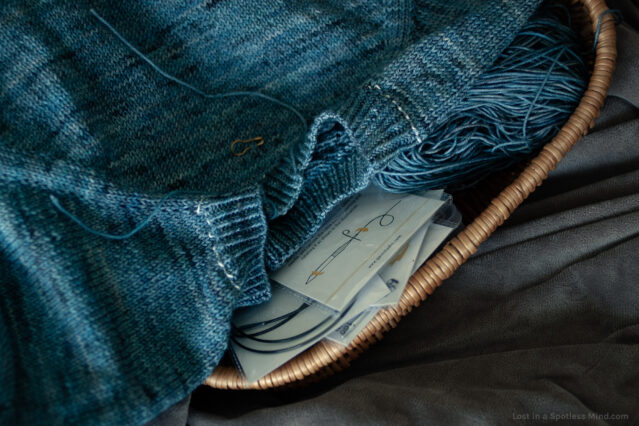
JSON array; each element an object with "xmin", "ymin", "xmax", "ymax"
[{"xmin": 206, "ymin": 0, "xmax": 617, "ymax": 390}]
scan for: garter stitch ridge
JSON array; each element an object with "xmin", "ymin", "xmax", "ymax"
[{"xmin": 0, "ymin": 0, "xmax": 540, "ymax": 424}]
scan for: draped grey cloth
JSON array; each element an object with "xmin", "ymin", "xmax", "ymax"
[{"xmin": 151, "ymin": 3, "xmax": 639, "ymax": 424}]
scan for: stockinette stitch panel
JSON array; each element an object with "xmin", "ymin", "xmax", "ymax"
[{"xmin": 0, "ymin": 0, "xmax": 539, "ymax": 424}]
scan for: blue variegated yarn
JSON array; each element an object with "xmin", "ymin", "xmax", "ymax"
[{"xmin": 375, "ymin": 7, "xmax": 588, "ymax": 192}]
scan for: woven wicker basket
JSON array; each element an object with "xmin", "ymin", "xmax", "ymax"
[{"xmin": 205, "ymin": 0, "xmax": 617, "ymax": 390}]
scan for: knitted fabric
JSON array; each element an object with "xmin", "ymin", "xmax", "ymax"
[{"xmin": 0, "ymin": 0, "xmax": 540, "ymax": 424}]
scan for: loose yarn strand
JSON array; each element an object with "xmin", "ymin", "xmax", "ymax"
[
  {"xmin": 89, "ymin": 9, "xmax": 308, "ymax": 132},
  {"xmin": 50, "ymin": 190, "xmax": 186, "ymax": 240},
  {"xmin": 523, "ymin": 46, "xmax": 566, "ymax": 139},
  {"xmin": 592, "ymin": 9, "xmax": 622, "ymax": 51}
]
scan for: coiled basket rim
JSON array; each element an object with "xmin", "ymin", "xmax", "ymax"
[{"xmin": 205, "ymin": 0, "xmax": 618, "ymax": 390}]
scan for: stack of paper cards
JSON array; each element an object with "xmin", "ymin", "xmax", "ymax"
[{"xmin": 230, "ymin": 186, "xmax": 461, "ymax": 383}]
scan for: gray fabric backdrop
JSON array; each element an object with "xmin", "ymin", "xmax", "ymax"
[{"xmin": 150, "ymin": 3, "xmax": 639, "ymax": 424}]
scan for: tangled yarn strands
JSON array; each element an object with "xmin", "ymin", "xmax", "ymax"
[{"xmin": 375, "ymin": 7, "xmax": 589, "ymax": 192}]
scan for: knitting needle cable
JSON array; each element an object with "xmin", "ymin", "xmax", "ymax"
[{"xmin": 231, "ymin": 299, "xmax": 356, "ymax": 354}]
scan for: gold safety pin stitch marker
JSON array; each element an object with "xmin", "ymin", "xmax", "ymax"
[{"xmin": 231, "ymin": 136, "xmax": 265, "ymax": 157}]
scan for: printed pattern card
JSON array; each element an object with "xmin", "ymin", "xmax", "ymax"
[{"xmin": 270, "ymin": 187, "xmax": 444, "ymax": 311}]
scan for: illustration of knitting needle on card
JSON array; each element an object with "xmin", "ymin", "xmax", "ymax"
[
  {"xmin": 230, "ymin": 186, "xmax": 461, "ymax": 383},
  {"xmin": 304, "ymin": 199, "xmax": 401, "ymax": 285}
]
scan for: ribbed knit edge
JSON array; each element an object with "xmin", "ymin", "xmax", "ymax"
[
  {"xmin": 196, "ymin": 189, "xmax": 270, "ymax": 308},
  {"xmin": 261, "ymin": 129, "xmax": 316, "ymax": 221},
  {"xmin": 264, "ymin": 112, "xmax": 370, "ymax": 270}
]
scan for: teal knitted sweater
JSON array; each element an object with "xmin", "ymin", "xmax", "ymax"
[{"xmin": 0, "ymin": 0, "xmax": 539, "ymax": 424}]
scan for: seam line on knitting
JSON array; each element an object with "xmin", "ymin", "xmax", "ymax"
[
  {"xmin": 197, "ymin": 203, "xmax": 241, "ymax": 290},
  {"xmin": 369, "ymin": 84, "xmax": 423, "ymax": 144}
]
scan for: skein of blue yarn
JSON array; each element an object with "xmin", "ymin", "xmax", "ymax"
[{"xmin": 375, "ymin": 5, "xmax": 588, "ymax": 193}]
